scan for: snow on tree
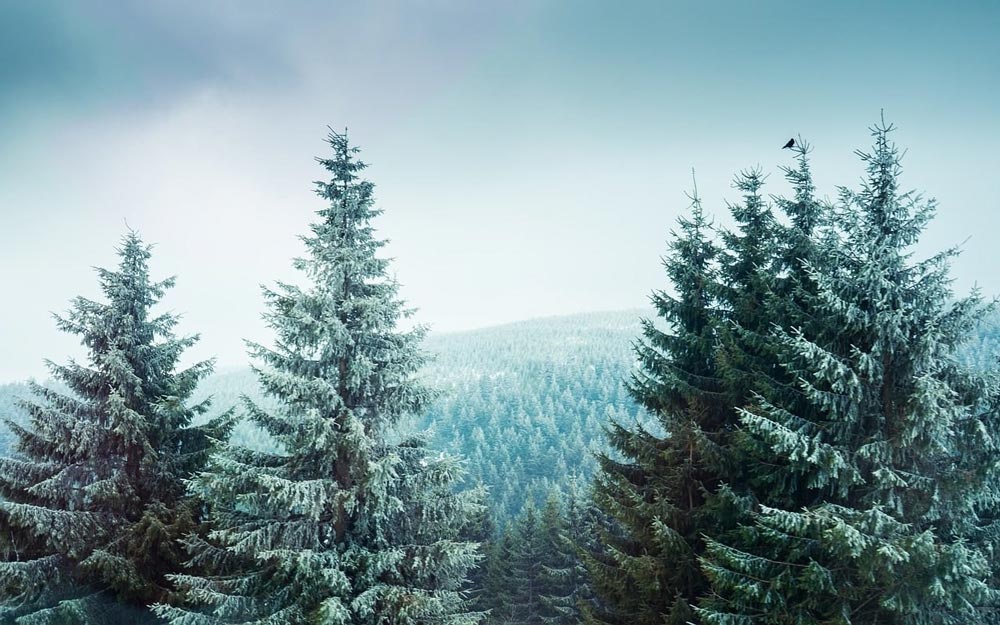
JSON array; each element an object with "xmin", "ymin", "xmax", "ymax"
[
  {"xmin": 698, "ymin": 119, "xmax": 1000, "ymax": 624},
  {"xmin": 0, "ymin": 232, "xmax": 231, "ymax": 624},
  {"xmin": 156, "ymin": 129, "xmax": 485, "ymax": 625}
]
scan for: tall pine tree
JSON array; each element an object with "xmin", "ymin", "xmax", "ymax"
[
  {"xmin": 157, "ymin": 129, "xmax": 484, "ymax": 625},
  {"xmin": 699, "ymin": 120, "xmax": 1000, "ymax": 624},
  {"xmin": 0, "ymin": 232, "xmax": 230, "ymax": 624},
  {"xmin": 724, "ymin": 142, "xmax": 831, "ymax": 512}
]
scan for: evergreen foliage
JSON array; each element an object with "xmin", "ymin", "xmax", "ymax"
[
  {"xmin": 716, "ymin": 143, "xmax": 829, "ymax": 512},
  {"xmin": 0, "ymin": 232, "xmax": 230, "ymax": 624},
  {"xmin": 0, "ymin": 384, "xmax": 30, "ymax": 461},
  {"xmin": 698, "ymin": 120, "xmax": 1000, "ymax": 624},
  {"xmin": 157, "ymin": 130, "xmax": 484, "ymax": 625},
  {"xmin": 481, "ymin": 485, "xmax": 596, "ymax": 625},
  {"xmin": 0, "ymin": 119, "xmax": 998, "ymax": 625},
  {"xmin": 537, "ymin": 484, "xmax": 597, "ymax": 625},
  {"xmin": 714, "ymin": 168, "xmax": 780, "ymax": 408},
  {"xmin": 585, "ymin": 186, "xmax": 739, "ymax": 625},
  {"xmin": 506, "ymin": 501, "xmax": 548, "ymax": 625}
]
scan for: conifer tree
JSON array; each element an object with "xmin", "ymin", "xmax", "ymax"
[
  {"xmin": 463, "ymin": 492, "xmax": 497, "ymax": 619},
  {"xmin": 157, "ymin": 129, "xmax": 484, "ymax": 625},
  {"xmin": 508, "ymin": 502, "xmax": 546, "ymax": 625},
  {"xmin": 481, "ymin": 493, "xmax": 586, "ymax": 625},
  {"xmin": 0, "ymin": 232, "xmax": 229, "ymax": 624},
  {"xmin": 480, "ymin": 527, "xmax": 517, "ymax": 625},
  {"xmin": 699, "ymin": 120, "xmax": 1000, "ymax": 624},
  {"xmin": 585, "ymin": 186, "xmax": 737, "ymax": 625},
  {"xmin": 537, "ymin": 486, "xmax": 595, "ymax": 625},
  {"xmin": 729, "ymin": 142, "xmax": 832, "ymax": 511}
]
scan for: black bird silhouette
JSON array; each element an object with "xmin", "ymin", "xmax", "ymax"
[{"xmin": 782, "ymin": 138, "xmax": 795, "ymax": 149}]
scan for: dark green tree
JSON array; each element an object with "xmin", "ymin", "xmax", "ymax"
[
  {"xmin": 537, "ymin": 484, "xmax": 595, "ymax": 625},
  {"xmin": 158, "ymin": 130, "xmax": 484, "ymax": 625},
  {"xmin": 714, "ymin": 167, "xmax": 780, "ymax": 413},
  {"xmin": 480, "ymin": 483, "xmax": 596, "ymax": 625},
  {"xmin": 586, "ymin": 185, "xmax": 739, "ymax": 625},
  {"xmin": 463, "ymin": 487, "xmax": 498, "ymax": 619},
  {"xmin": 726, "ymin": 142, "xmax": 831, "ymax": 511},
  {"xmin": 0, "ymin": 232, "xmax": 230, "ymax": 624},
  {"xmin": 509, "ymin": 503, "xmax": 547, "ymax": 625},
  {"xmin": 480, "ymin": 526, "xmax": 518, "ymax": 625}
]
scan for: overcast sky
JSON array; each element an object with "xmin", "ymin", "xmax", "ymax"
[{"xmin": 1, "ymin": 1, "xmax": 998, "ymax": 381}]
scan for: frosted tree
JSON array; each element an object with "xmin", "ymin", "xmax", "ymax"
[
  {"xmin": 0, "ymin": 232, "xmax": 230, "ymax": 624},
  {"xmin": 157, "ymin": 129, "xmax": 484, "ymax": 625},
  {"xmin": 586, "ymin": 186, "xmax": 739, "ymax": 625},
  {"xmin": 698, "ymin": 120, "xmax": 1000, "ymax": 624}
]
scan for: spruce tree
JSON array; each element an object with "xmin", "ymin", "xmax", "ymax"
[
  {"xmin": 508, "ymin": 502, "xmax": 546, "ymax": 625},
  {"xmin": 698, "ymin": 120, "xmax": 1000, "ymax": 624},
  {"xmin": 585, "ymin": 186, "xmax": 737, "ymax": 625},
  {"xmin": 537, "ymin": 486, "xmax": 595, "ymax": 625},
  {"xmin": 157, "ymin": 129, "xmax": 484, "ymax": 625},
  {"xmin": 479, "ymin": 489, "xmax": 592, "ymax": 625},
  {"xmin": 0, "ymin": 232, "xmax": 230, "ymax": 624},
  {"xmin": 480, "ymin": 527, "xmax": 517, "ymax": 625},
  {"xmin": 727, "ymin": 142, "xmax": 832, "ymax": 511},
  {"xmin": 463, "ymin": 492, "xmax": 497, "ymax": 619}
]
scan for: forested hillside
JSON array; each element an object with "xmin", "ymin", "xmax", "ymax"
[
  {"xmin": 0, "ymin": 310, "xmax": 645, "ymax": 523},
  {"xmin": 416, "ymin": 310, "xmax": 647, "ymax": 521},
  {"xmin": 4, "ymin": 124, "xmax": 1000, "ymax": 624},
  {"xmin": 3, "ymin": 307, "xmax": 998, "ymax": 526}
]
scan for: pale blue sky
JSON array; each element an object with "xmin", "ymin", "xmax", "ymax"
[{"xmin": 1, "ymin": 1, "xmax": 998, "ymax": 380}]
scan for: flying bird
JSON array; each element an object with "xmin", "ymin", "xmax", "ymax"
[{"xmin": 782, "ymin": 138, "xmax": 795, "ymax": 149}]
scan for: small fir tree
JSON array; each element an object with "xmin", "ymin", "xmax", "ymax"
[
  {"xmin": 480, "ymin": 527, "xmax": 518, "ymax": 625},
  {"xmin": 508, "ymin": 502, "xmax": 546, "ymax": 625},
  {"xmin": 537, "ymin": 486, "xmax": 595, "ymax": 625}
]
